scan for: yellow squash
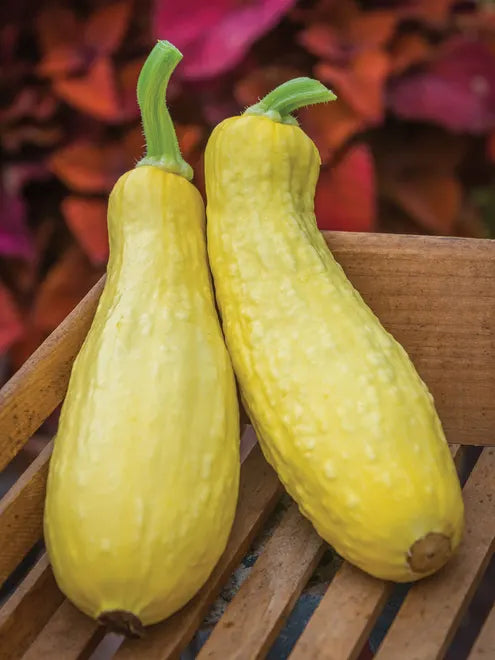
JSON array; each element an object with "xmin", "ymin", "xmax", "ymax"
[
  {"xmin": 205, "ymin": 78, "xmax": 463, "ymax": 582},
  {"xmin": 44, "ymin": 42, "xmax": 239, "ymax": 635}
]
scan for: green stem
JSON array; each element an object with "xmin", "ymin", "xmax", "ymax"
[
  {"xmin": 136, "ymin": 41, "xmax": 192, "ymax": 180},
  {"xmin": 244, "ymin": 77, "xmax": 336, "ymax": 125}
]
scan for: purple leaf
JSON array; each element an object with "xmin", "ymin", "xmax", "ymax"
[
  {"xmin": 0, "ymin": 164, "xmax": 48, "ymax": 260},
  {"xmin": 388, "ymin": 37, "xmax": 495, "ymax": 133},
  {"xmin": 153, "ymin": 0, "xmax": 297, "ymax": 80}
]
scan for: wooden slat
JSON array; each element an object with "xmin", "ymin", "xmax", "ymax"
[
  {"xmin": 450, "ymin": 443, "xmax": 463, "ymax": 467},
  {"xmin": 468, "ymin": 603, "xmax": 495, "ymax": 658},
  {"xmin": 375, "ymin": 447, "xmax": 495, "ymax": 659},
  {"xmin": 0, "ymin": 234, "xmax": 493, "ymax": 470},
  {"xmin": 114, "ymin": 445, "xmax": 282, "ymax": 659},
  {"xmin": 198, "ymin": 502, "xmax": 325, "ymax": 659},
  {"xmin": 15, "ymin": 447, "xmax": 280, "ymax": 660},
  {"xmin": 22, "ymin": 600, "xmax": 104, "ymax": 660},
  {"xmin": 0, "ymin": 442, "xmax": 52, "ymax": 586},
  {"xmin": 290, "ymin": 563, "xmax": 390, "ymax": 660},
  {"xmin": 0, "ymin": 427, "xmax": 253, "ymax": 582},
  {"xmin": 287, "ymin": 445, "xmax": 464, "ymax": 660},
  {"xmin": 326, "ymin": 233, "xmax": 495, "ymax": 447},
  {"xmin": 0, "ymin": 276, "xmax": 105, "ymax": 470},
  {"xmin": 0, "ymin": 434, "xmax": 272, "ymax": 660},
  {"xmin": 0, "ymin": 554, "xmax": 63, "ymax": 660}
]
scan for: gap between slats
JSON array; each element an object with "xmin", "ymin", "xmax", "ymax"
[
  {"xmin": 197, "ymin": 502, "xmax": 325, "ymax": 660},
  {"xmin": 0, "ymin": 554, "xmax": 63, "ymax": 660},
  {"xmin": 375, "ymin": 447, "xmax": 495, "ymax": 660},
  {"xmin": 286, "ymin": 444, "xmax": 488, "ymax": 660},
  {"xmin": 0, "ymin": 443, "xmax": 475, "ymax": 658},
  {"xmin": 0, "ymin": 425, "xmax": 254, "ymax": 600},
  {"xmin": 15, "ymin": 446, "xmax": 282, "ymax": 660},
  {"xmin": 0, "ymin": 442, "xmax": 52, "ymax": 586},
  {"xmin": 289, "ymin": 563, "xmax": 390, "ymax": 660},
  {"xmin": 468, "ymin": 602, "xmax": 495, "ymax": 658},
  {"xmin": 21, "ymin": 600, "xmax": 105, "ymax": 660},
  {"xmin": 114, "ymin": 446, "xmax": 282, "ymax": 659}
]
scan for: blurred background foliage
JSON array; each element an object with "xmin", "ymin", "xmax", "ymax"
[{"xmin": 1, "ymin": 0, "xmax": 495, "ymax": 374}]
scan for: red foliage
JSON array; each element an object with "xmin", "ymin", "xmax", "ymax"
[
  {"xmin": 1, "ymin": 0, "xmax": 495, "ymax": 370},
  {"xmin": 315, "ymin": 145, "xmax": 375, "ymax": 232},
  {"xmin": 62, "ymin": 197, "xmax": 109, "ymax": 265}
]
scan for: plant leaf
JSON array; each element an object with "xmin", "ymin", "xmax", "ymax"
[
  {"xmin": 0, "ymin": 164, "xmax": 48, "ymax": 260},
  {"xmin": 32, "ymin": 247, "xmax": 101, "ymax": 333},
  {"xmin": 300, "ymin": 99, "xmax": 364, "ymax": 162},
  {"xmin": 118, "ymin": 56, "xmax": 146, "ymax": 122},
  {"xmin": 300, "ymin": 9, "xmax": 396, "ymax": 60},
  {"xmin": 315, "ymin": 144, "xmax": 375, "ymax": 232},
  {"xmin": 316, "ymin": 49, "xmax": 389, "ymax": 123},
  {"xmin": 401, "ymin": 0, "xmax": 455, "ymax": 26},
  {"xmin": 388, "ymin": 37, "xmax": 495, "ymax": 133},
  {"xmin": 84, "ymin": 0, "xmax": 132, "ymax": 56},
  {"xmin": 62, "ymin": 196, "xmax": 109, "ymax": 265},
  {"xmin": 385, "ymin": 174, "xmax": 462, "ymax": 235},
  {"xmin": 54, "ymin": 57, "xmax": 121, "ymax": 122},
  {"xmin": 36, "ymin": 6, "xmax": 83, "ymax": 77},
  {"xmin": 389, "ymin": 32, "xmax": 432, "ymax": 75},
  {"xmin": 153, "ymin": 0, "xmax": 298, "ymax": 79},
  {"xmin": 50, "ymin": 139, "xmax": 133, "ymax": 193}
]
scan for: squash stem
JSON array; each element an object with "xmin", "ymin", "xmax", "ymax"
[
  {"xmin": 244, "ymin": 77, "xmax": 336, "ymax": 125},
  {"xmin": 136, "ymin": 41, "xmax": 193, "ymax": 180}
]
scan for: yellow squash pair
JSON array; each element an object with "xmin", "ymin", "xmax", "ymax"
[{"xmin": 45, "ymin": 41, "xmax": 464, "ymax": 635}]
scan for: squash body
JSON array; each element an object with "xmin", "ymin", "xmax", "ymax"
[
  {"xmin": 205, "ymin": 115, "xmax": 463, "ymax": 582},
  {"xmin": 44, "ymin": 166, "xmax": 239, "ymax": 624}
]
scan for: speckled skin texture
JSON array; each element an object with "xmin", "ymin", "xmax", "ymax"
[
  {"xmin": 205, "ymin": 115, "xmax": 463, "ymax": 582},
  {"xmin": 44, "ymin": 167, "xmax": 240, "ymax": 624}
]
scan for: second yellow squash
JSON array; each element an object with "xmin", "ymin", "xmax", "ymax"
[{"xmin": 205, "ymin": 78, "xmax": 463, "ymax": 582}]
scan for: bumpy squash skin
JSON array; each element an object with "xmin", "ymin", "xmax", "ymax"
[
  {"xmin": 205, "ymin": 115, "xmax": 463, "ymax": 582},
  {"xmin": 44, "ymin": 166, "xmax": 239, "ymax": 625}
]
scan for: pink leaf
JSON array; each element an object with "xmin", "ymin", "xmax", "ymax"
[
  {"xmin": 153, "ymin": 0, "xmax": 297, "ymax": 79},
  {"xmin": 388, "ymin": 38, "xmax": 495, "ymax": 133},
  {"xmin": 0, "ymin": 164, "xmax": 48, "ymax": 260}
]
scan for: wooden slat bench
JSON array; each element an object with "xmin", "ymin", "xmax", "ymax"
[{"xmin": 0, "ymin": 232, "xmax": 493, "ymax": 660}]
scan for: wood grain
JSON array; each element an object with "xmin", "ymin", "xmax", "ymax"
[
  {"xmin": 0, "ymin": 442, "xmax": 52, "ymax": 586},
  {"xmin": 375, "ymin": 448, "xmax": 495, "ymax": 660},
  {"xmin": 198, "ymin": 503, "xmax": 325, "ymax": 660},
  {"xmin": 114, "ymin": 445, "xmax": 282, "ymax": 659},
  {"xmin": 468, "ymin": 603, "xmax": 495, "ymax": 658},
  {"xmin": 290, "ymin": 563, "xmax": 391, "ymax": 660},
  {"xmin": 8, "ymin": 447, "xmax": 280, "ymax": 660},
  {"xmin": 0, "ymin": 554, "xmax": 63, "ymax": 660},
  {"xmin": 326, "ymin": 233, "xmax": 495, "ymax": 447},
  {"xmin": 0, "ymin": 276, "xmax": 105, "ymax": 471},
  {"xmin": 0, "ymin": 234, "xmax": 493, "ymax": 470},
  {"xmin": 288, "ymin": 444, "xmax": 464, "ymax": 660},
  {"xmin": 22, "ymin": 600, "xmax": 104, "ymax": 660}
]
